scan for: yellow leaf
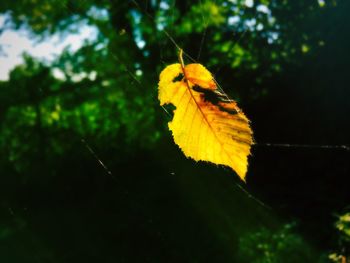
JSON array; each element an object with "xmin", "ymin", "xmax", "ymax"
[{"xmin": 158, "ymin": 50, "xmax": 253, "ymax": 181}]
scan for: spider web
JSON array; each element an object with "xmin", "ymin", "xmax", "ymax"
[
  {"xmin": 4, "ymin": 4, "xmax": 350, "ymax": 262},
  {"xmin": 129, "ymin": 0, "xmax": 271, "ymax": 209},
  {"xmin": 4, "ymin": 2, "xmax": 350, "ymax": 261},
  {"xmin": 25, "ymin": 0, "xmax": 348, "ymax": 202},
  {"xmin": 33, "ymin": 0, "xmax": 268, "ymax": 208},
  {"xmin": 51, "ymin": 0, "xmax": 348, "ymax": 200}
]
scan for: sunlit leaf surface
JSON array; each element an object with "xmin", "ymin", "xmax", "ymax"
[{"xmin": 158, "ymin": 53, "xmax": 253, "ymax": 180}]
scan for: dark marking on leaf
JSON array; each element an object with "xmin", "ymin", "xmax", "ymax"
[
  {"xmin": 172, "ymin": 73, "xmax": 184, "ymax": 83},
  {"xmin": 192, "ymin": 85, "xmax": 238, "ymax": 115}
]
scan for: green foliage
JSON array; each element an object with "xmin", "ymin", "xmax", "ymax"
[
  {"xmin": 0, "ymin": 0, "xmax": 349, "ymax": 261},
  {"xmin": 336, "ymin": 212, "xmax": 350, "ymax": 241},
  {"xmin": 329, "ymin": 211, "xmax": 350, "ymax": 262},
  {"xmin": 238, "ymin": 223, "xmax": 324, "ymax": 263},
  {"xmin": 0, "ymin": 0, "xmax": 337, "ymax": 168}
]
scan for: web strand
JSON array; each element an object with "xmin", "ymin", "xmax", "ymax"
[
  {"xmin": 55, "ymin": 1, "xmax": 144, "ymax": 178},
  {"xmin": 196, "ymin": 0, "xmax": 209, "ymax": 60},
  {"xmin": 130, "ymin": 0, "xmax": 197, "ymax": 63},
  {"xmin": 214, "ymin": 3, "xmax": 258, "ymax": 75},
  {"xmin": 80, "ymin": 138, "xmax": 116, "ymax": 180},
  {"xmin": 234, "ymin": 182, "xmax": 271, "ymax": 210},
  {"xmin": 130, "ymin": 1, "xmax": 350, "ymax": 199},
  {"xmin": 256, "ymin": 143, "xmax": 350, "ymax": 151},
  {"xmin": 53, "ymin": 1, "xmax": 348, "ymax": 210}
]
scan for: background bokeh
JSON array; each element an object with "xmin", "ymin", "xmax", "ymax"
[{"xmin": 0, "ymin": 0, "xmax": 349, "ymax": 262}]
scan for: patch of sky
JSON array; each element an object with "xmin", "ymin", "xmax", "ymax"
[
  {"xmin": 69, "ymin": 71, "xmax": 97, "ymax": 82},
  {"xmin": 130, "ymin": 10, "xmax": 146, "ymax": 49},
  {"xmin": 87, "ymin": 6, "xmax": 109, "ymax": 21},
  {"xmin": 95, "ymin": 40, "xmax": 108, "ymax": 52},
  {"xmin": 51, "ymin": 68, "xmax": 66, "ymax": 80},
  {"xmin": 130, "ymin": 10, "xmax": 142, "ymax": 24},
  {"xmin": 267, "ymin": 32, "xmax": 279, "ymax": 44},
  {"xmin": 256, "ymin": 23, "xmax": 264, "ymax": 31},
  {"xmin": 0, "ymin": 14, "xmax": 99, "ymax": 81},
  {"xmin": 268, "ymin": 16, "xmax": 276, "ymax": 25},
  {"xmin": 159, "ymin": 1, "xmax": 170, "ymax": 10},
  {"xmin": 256, "ymin": 4, "xmax": 270, "ymax": 14},
  {"xmin": 0, "ymin": 12, "xmax": 11, "ymax": 31},
  {"xmin": 134, "ymin": 31, "xmax": 146, "ymax": 49},
  {"xmin": 228, "ymin": 15, "xmax": 240, "ymax": 26},
  {"xmin": 156, "ymin": 1, "xmax": 170, "ymax": 31},
  {"xmin": 245, "ymin": 0, "xmax": 254, "ymax": 8},
  {"xmin": 245, "ymin": 18, "xmax": 256, "ymax": 30},
  {"xmin": 134, "ymin": 62, "xmax": 142, "ymax": 77},
  {"xmin": 156, "ymin": 16, "xmax": 167, "ymax": 31}
]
